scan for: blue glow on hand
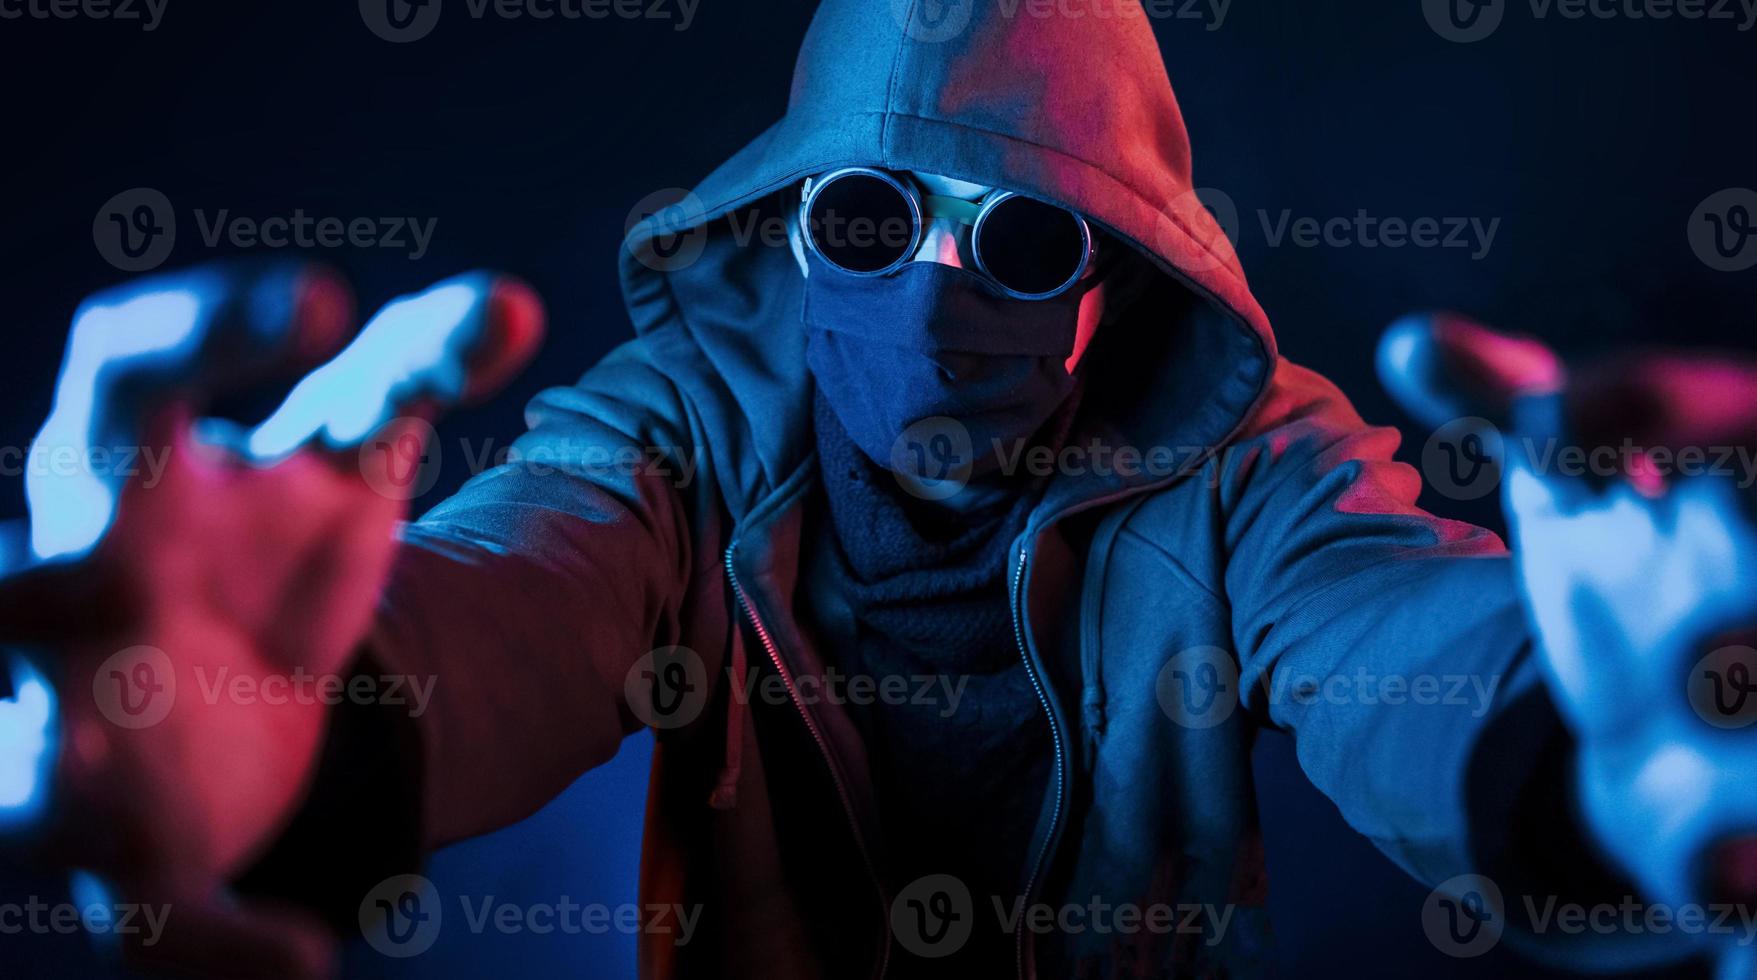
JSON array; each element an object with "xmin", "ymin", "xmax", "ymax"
[
  {"xmin": 69, "ymin": 869, "xmax": 122, "ymax": 952},
  {"xmin": 1509, "ymin": 457, "xmax": 1757, "ymax": 919},
  {"xmin": 27, "ymin": 282, "xmax": 212, "ymax": 562},
  {"xmin": 245, "ymin": 277, "xmax": 489, "ymax": 462},
  {"xmin": 0, "ymin": 654, "xmax": 57, "ymax": 827},
  {"xmin": 23, "ymin": 268, "xmax": 495, "ymax": 562}
]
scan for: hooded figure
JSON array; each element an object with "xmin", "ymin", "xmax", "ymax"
[{"xmin": 297, "ymin": 2, "xmax": 1603, "ymax": 977}]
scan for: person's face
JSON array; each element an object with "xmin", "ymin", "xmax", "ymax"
[{"xmin": 793, "ymin": 170, "xmax": 1106, "ymax": 373}]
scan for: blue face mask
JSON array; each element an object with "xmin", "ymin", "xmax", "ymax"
[{"xmin": 802, "ymin": 251, "xmax": 1087, "ymax": 478}]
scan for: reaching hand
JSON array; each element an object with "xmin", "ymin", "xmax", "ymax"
[
  {"xmin": 0, "ymin": 261, "xmax": 544, "ymax": 978},
  {"xmin": 1381, "ymin": 313, "xmax": 1757, "ymax": 966}
]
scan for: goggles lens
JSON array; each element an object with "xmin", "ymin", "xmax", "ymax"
[
  {"xmin": 804, "ymin": 170, "xmax": 917, "ymax": 274},
  {"xmin": 974, "ymin": 194, "xmax": 1090, "ymax": 298}
]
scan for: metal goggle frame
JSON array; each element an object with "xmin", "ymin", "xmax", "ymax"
[{"xmin": 799, "ymin": 166, "xmax": 1097, "ymax": 301}]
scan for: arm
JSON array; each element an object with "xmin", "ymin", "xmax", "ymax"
[
  {"xmin": 240, "ymin": 341, "xmax": 721, "ymax": 929},
  {"xmin": 373, "ymin": 341, "xmax": 710, "ymax": 848},
  {"xmin": 0, "ymin": 264, "xmax": 715, "ymax": 977},
  {"xmin": 1219, "ymin": 360, "xmax": 1648, "ymax": 963},
  {"xmin": 1222, "ymin": 359, "xmax": 1532, "ymax": 881}
]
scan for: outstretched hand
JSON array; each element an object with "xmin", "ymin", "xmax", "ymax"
[
  {"xmin": 1381, "ymin": 313, "xmax": 1757, "ymax": 967},
  {"xmin": 0, "ymin": 262, "xmax": 544, "ymax": 978}
]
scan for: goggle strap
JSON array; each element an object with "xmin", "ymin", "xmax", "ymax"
[{"xmin": 920, "ymin": 194, "xmax": 984, "ymax": 227}]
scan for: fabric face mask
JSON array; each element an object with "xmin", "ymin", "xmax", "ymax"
[{"xmin": 802, "ymin": 249, "xmax": 1091, "ymax": 480}]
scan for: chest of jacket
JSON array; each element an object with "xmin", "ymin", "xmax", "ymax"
[{"xmin": 642, "ymin": 474, "xmax": 1271, "ymax": 978}]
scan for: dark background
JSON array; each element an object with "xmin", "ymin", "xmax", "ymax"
[{"xmin": 1, "ymin": 0, "xmax": 1752, "ymax": 976}]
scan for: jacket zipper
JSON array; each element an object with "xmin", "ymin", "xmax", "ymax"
[
  {"xmin": 1013, "ymin": 544, "xmax": 1067, "ymax": 980},
  {"xmin": 724, "ymin": 545, "xmax": 892, "ymax": 979}
]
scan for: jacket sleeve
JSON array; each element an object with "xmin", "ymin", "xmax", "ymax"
[
  {"xmin": 367, "ymin": 339, "xmax": 715, "ymax": 849},
  {"xmin": 1218, "ymin": 359, "xmax": 1632, "ymax": 920}
]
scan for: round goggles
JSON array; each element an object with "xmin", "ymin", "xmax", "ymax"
[{"xmin": 799, "ymin": 167, "xmax": 1096, "ymax": 300}]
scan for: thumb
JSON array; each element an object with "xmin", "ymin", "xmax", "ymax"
[{"xmin": 1378, "ymin": 312, "xmax": 1565, "ymax": 435}]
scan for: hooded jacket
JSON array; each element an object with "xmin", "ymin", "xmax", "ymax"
[{"xmin": 366, "ymin": 2, "xmax": 1562, "ymax": 976}]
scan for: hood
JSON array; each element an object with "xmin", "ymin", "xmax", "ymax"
[{"xmin": 620, "ymin": 0, "xmax": 1276, "ymax": 517}]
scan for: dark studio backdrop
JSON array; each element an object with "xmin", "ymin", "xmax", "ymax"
[{"xmin": 0, "ymin": 0, "xmax": 1752, "ymax": 976}]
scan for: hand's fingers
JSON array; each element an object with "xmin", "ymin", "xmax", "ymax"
[
  {"xmin": 1503, "ymin": 455, "xmax": 1563, "ymax": 524},
  {"xmin": 0, "ymin": 654, "xmax": 56, "ymax": 837},
  {"xmin": 1568, "ymin": 353, "xmax": 1757, "ymax": 457},
  {"xmin": 243, "ymin": 272, "xmax": 546, "ymax": 463},
  {"xmin": 1377, "ymin": 312, "xmax": 1565, "ymax": 435},
  {"xmin": 28, "ymin": 263, "xmax": 355, "ymax": 563},
  {"xmin": 464, "ymin": 276, "xmax": 546, "ymax": 402},
  {"xmin": 61, "ymin": 262, "xmax": 355, "ymax": 434}
]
